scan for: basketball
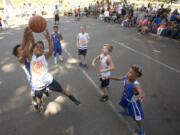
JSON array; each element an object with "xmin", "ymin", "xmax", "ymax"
[{"xmin": 29, "ymin": 15, "xmax": 47, "ymax": 33}]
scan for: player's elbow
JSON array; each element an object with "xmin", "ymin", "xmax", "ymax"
[{"xmin": 111, "ymin": 65, "xmax": 115, "ymax": 71}]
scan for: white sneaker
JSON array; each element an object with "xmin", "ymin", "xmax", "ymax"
[
  {"xmin": 59, "ymin": 55, "xmax": 63, "ymax": 61},
  {"xmin": 54, "ymin": 57, "xmax": 57, "ymax": 64}
]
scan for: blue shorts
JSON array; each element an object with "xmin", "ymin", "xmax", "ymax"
[
  {"xmin": 34, "ymin": 79, "xmax": 63, "ymax": 98},
  {"xmin": 54, "ymin": 47, "xmax": 62, "ymax": 55},
  {"xmin": 119, "ymin": 95, "xmax": 144, "ymax": 121},
  {"xmin": 78, "ymin": 49, "xmax": 87, "ymax": 56},
  {"xmin": 0, "ymin": 22, "xmax": 2, "ymax": 27}
]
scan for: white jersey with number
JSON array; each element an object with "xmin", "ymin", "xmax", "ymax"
[
  {"xmin": 31, "ymin": 54, "xmax": 53, "ymax": 91},
  {"xmin": 100, "ymin": 54, "xmax": 111, "ymax": 77},
  {"xmin": 77, "ymin": 32, "xmax": 90, "ymax": 50}
]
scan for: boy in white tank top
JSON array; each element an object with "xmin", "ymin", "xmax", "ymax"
[
  {"xmin": 76, "ymin": 25, "xmax": 90, "ymax": 67},
  {"xmin": 29, "ymin": 30, "xmax": 80, "ymax": 109},
  {"xmin": 92, "ymin": 44, "xmax": 114, "ymax": 102}
]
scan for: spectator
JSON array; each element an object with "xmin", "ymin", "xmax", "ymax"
[{"xmin": 104, "ymin": 8, "xmax": 110, "ymax": 23}]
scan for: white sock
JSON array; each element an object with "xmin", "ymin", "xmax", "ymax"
[
  {"xmin": 59, "ymin": 55, "xmax": 63, "ymax": 60},
  {"xmin": 83, "ymin": 60, "xmax": 87, "ymax": 65}
]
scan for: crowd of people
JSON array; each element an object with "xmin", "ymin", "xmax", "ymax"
[
  {"xmin": 72, "ymin": 1, "xmax": 180, "ymax": 40},
  {"xmin": 0, "ymin": 10, "xmax": 9, "ymax": 31}
]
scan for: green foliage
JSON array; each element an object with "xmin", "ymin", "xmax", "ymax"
[
  {"xmin": 155, "ymin": 0, "xmax": 178, "ymax": 3},
  {"xmin": 0, "ymin": 0, "xmax": 3, "ymax": 9}
]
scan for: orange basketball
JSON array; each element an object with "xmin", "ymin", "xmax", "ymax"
[{"xmin": 29, "ymin": 15, "xmax": 47, "ymax": 33}]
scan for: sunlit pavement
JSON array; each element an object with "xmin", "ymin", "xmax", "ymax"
[{"xmin": 0, "ymin": 15, "xmax": 180, "ymax": 135}]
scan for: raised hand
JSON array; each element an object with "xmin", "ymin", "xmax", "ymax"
[{"xmin": 43, "ymin": 29, "xmax": 50, "ymax": 40}]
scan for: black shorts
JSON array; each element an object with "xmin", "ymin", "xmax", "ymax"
[
  {"xmin": 35, "ymin": 79, "xmax": 63, "ymax": 98},
  {"xmin": 78, "ymin": 49, "xmax": 87, "ymax": 56},
  {"xmin": 100, "ymin": 78, "xmax": 110, "ymax": 89},
  {"xmin": 55, "ymin": 15, "xmax": 59, "ymax": 21}
]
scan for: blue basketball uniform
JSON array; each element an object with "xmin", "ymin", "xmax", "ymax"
[
  {"xmin": 119, "ymin": 76, "xmax": 144, "ymax": 121},
  {"xmin": 22, "ymin": 58, "xmax": 34, "ymax": 96},
  {"xmin": 52, "ymin": 32, "xmax": 62, "ymax": 55}
]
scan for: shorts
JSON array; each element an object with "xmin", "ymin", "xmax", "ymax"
[
  {"xmin": 0, "ymin": 22, "xmax": 2, "ymax": 27},
  {"xmin": 34, "ymin": 79, "xmax": 63, "ymax": 98},
  {"xmin": 100, "ymin": 78, "xmax": 110, "ymax": 89},
  {"xmin": 54, "ymin": 47, "xmax": 62, "ymax": 55},
  {"xmin": 119, "ymin": 95, "xmax": 144, "ymax": 121},
  {"xmin": 55, "ymin": 15, "xmax": 59, "ymax": 21},
  {"xmin": 78, "ymin": 49, "xmax": 87, "ymax": 56}
]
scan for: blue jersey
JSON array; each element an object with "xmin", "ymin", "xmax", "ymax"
[
  {"xmin": 25, "ymin": 58, "xmax": 31, "ymax": 75},
  {"xmin": 122, "ymin": 76, "xmax": 139, "ymax": 100},
  {"xmin": 52, "ymin": 32, "xmax": 61, "ymax": 49},
  {"xmin": 22, "ymin": 58, "xmax": 34, "ymax": 96},
  {"xmin": 120, "ymin": 76, "xmax": 144, "ymax": 121}
]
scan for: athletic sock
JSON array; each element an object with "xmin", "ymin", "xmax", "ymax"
[
  {"xmin": 69, "ymin": 95, "xmax": 80, "ymax": 105},
  {"xmin": 83, "ymin": 60, "xmax": 87, "ymax": 65}
]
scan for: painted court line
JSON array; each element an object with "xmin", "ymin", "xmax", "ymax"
[
  {"xmin": 112, "ymin": 40, "xmax": 180, "ymax": 74},
  {"xmin": 64, "ymin": 47, "xmax": 137, "ymax": 135}
]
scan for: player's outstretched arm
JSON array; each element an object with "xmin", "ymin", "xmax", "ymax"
[
  {"xmin": 44, "ymin": 29, "xmax": 53, "ymax": 60},
  {"xmin": 21, "ymin": 27, "xmax": 31, "ymax": 50},
  {"xmin": 91, "ymin": 55, "xmax": 100, "ymax": 67},
  {"xmin": 134, "ymin": 84, "xmax": 145, "ymax": 102},
  {"xmin": 108, "ymin": 76, "xmax": 124, "ymax": 81},
  {"xmin": 18, "ymin": 33, "xmax": 31, "ymax": 65},
  {"xmin": 29, "ymin": 31, "xmax": 36, "ymax": 56}
]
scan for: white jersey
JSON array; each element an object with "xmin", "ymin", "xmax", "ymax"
[
  {"xmin": 100, "ymin": 54, "xmax": 111, "ymax": 77},
  {"xmin": 77, "ymin": 32, "xmax": 90, "ymax": 50},
  {"xmin": 31, "ymin": 54, "xmax": 53, "ymax": 91},
  {"xmin": 54, "ymin": 9, "xmax": 59, "ymax": 15}
]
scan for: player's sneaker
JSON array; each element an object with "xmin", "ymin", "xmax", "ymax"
[
  {"xmin": 83, "ymin": 64, "xmax": 88, "ymax": 68},
  {"xmin": 42, "ymin": 89, "xmax": 49, "ymax": 97},
  {"xmin": 99, "ymin": 95, "xmax": 109, "ymax": 102},
  {"xmin": 119, "ymin": 109, "xmax": 129, "ymax": 115},
  {"xmin": 59, "ymin": 55, "xmax": 63, "ymax": 62},
  {"xmin": 74, "ymin": 100, "xmax": 81, "ymax": 106},
  {"xmin": 139, "ymin": 127, "xmax": 145, "ymax": 135},
  {"xmin": 32, "ymin": 100, "xmax": 39, "ymax": 111},
  {"xmin": 79, "ymin": 62, "xmax": 83, "ymax": 67}
]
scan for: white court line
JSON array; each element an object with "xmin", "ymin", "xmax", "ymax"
[
  {"xmin": 63, "ymin": 47, "xmax": 137, "ymax": 135},
  {"xmin": 112, "ymin": 40, "xmax": 180, "ymax": 74}
]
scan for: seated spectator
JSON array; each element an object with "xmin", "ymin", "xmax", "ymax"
[
  {"xmin": 155, "ymin": 15, "xmax": 162, "ymax": 25},
  {"xmin": 165, "ymin": 22, "xmax": 180, "ymax": 39},
  {"xmin": 137, "ymin": 15, "xmax": 148, "ymax": 32},
  {"xmin": 0, "ymin": 16, "xmax": 2, "ymax": 31},
  {"xmin": 104, "ymin": 9, "xmax": 110, "ymax": 23},
  {"xmin": 170, "ymin": 9, "xmax": 179, "ymax": 22},
  {"xmin": 68, "ymin": 9, "xmax": 73, "ymax": 16},
  {"xmin": 157, "ymin": 19, "xmax": 167, "ymax": 36},
  {"xmin": 111, "ymin": 8, "xmax": 117, "ymax": 23},
  {"xmin": 121, "ymin": 14, "xmax": 129, "ymax": 27}
]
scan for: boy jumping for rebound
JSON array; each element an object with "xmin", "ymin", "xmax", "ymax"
[
  {"xmin": 30, "ymin": 29, "xmax": 80, "ymax": 109},
  {"xmin": 52, "ymin": 25, "xmax": 63, "ymax": 64},
  {"xmin": 12, "ymin": 27, "xmax": 49, "ymax": 109},
  {"xmin": 76, "ymin": 25, "xmax": 90, "ymax": 67},
  {"xmin": 108, "ymin": 65, "xmax": 146, "ymax": 135},
  {"xmin": 92, "ymin": 44, "xmax": 114, "ymax": 102}
]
